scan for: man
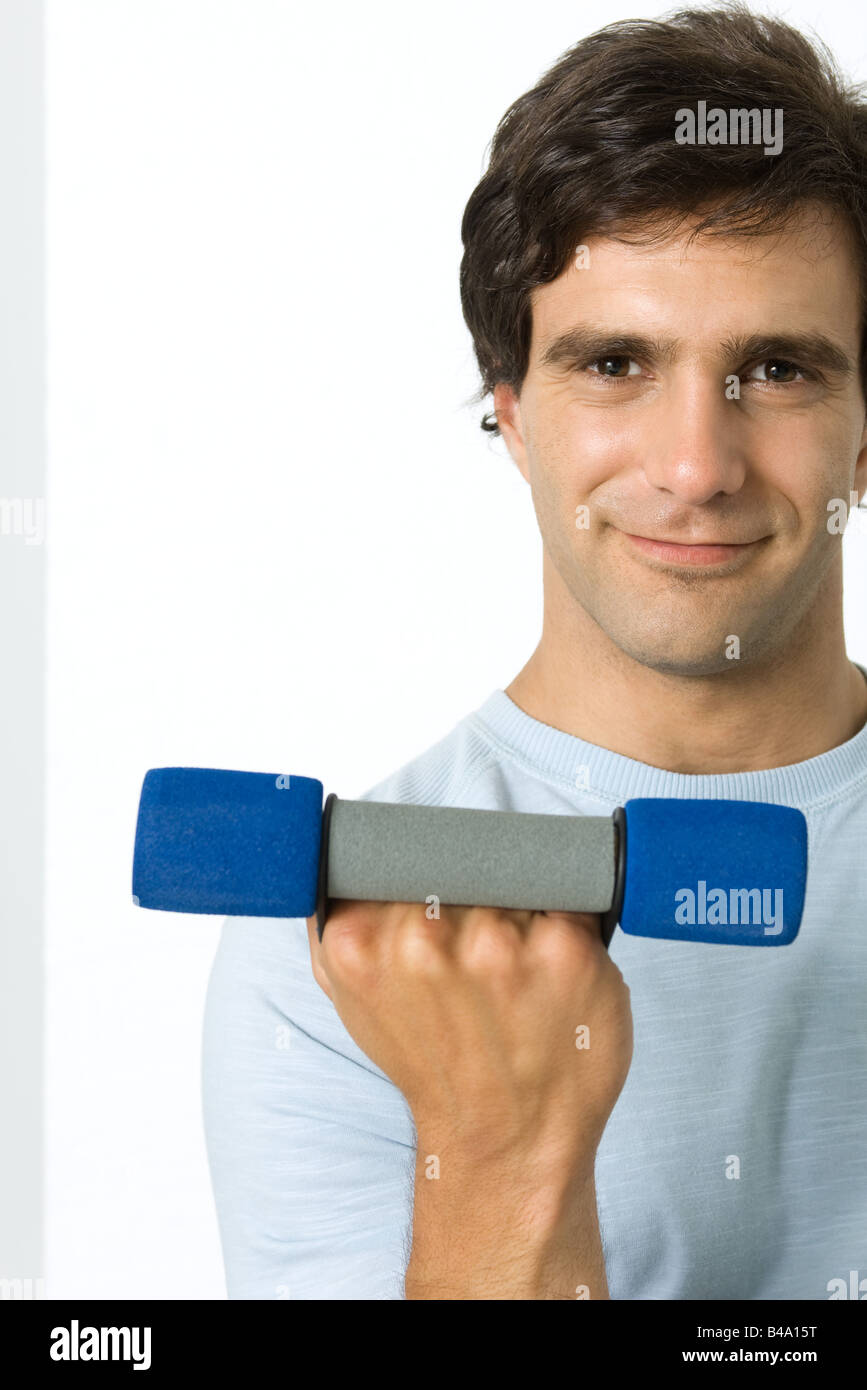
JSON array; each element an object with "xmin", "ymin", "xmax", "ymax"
[{"xmin": 202, "ymin": 4, "xmax": 867, "ymax": 1299}]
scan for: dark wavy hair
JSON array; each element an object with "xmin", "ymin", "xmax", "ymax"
[{"xmin": 459, "ymin": 3, "xmax": 867, "ymax": 434}]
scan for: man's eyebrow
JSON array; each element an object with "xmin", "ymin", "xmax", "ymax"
[
  {"xmin": 538, "ymin": 328, "xmax": 679, "ymax": 369},
  {"xmin": 718, "ymin": 332, "xmax": 854, "ymax": 376},
  {"xmin": 537, "ymin": 326, "xmax": 856, "ymax": 376}
]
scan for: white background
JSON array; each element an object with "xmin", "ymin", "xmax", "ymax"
[{"xmin": 44, "ymin": 0, "xmax": 867, "ymax": 1297}]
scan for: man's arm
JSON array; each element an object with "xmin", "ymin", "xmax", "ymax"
[
  {"xmin": 306, "ymin": 902, "xmax": 632, "ymax": 1300},
  {"xmin": 404, "ymin": 1138, "xmax": 607, "ymax": 1300}
]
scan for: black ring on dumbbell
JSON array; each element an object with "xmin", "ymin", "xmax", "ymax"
[
  {"xmin": 599, "ymin": 805, "xmax": 626, "ymax": 950},
  {"xmin": 315, "ymin": 792, "xmax": 337, "ymax": 940}
]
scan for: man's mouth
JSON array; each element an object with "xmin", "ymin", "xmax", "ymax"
[{"xmin": 620, "ymin": 531, "xmax": 767, "ymax": 567}]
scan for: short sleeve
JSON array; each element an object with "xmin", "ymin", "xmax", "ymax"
[{"xmin": 201, "ymin": 915, "xmax": 416, "ymax": 1299}]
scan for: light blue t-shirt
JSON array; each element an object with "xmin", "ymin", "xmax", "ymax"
[{"xmin": 202, "ymin": 678, "xmax": 867, "ymax": 1300}]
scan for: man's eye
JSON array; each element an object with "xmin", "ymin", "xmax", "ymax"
[
  {"xmin": 586, "ymin": 355, "xmax": 642, "ymax": 379},
  {"xmin": 745, "ymin": 359, "xmax": 805, "ymax": 384}
]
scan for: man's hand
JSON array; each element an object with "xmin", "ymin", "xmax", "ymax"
[{"xmin": 306, "ymin": 902, "xmax": 633, "ymax": 1298}]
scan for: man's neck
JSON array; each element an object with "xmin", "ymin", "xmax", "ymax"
[{"xmin": 506, "ymin": 582, "xmax": 867, "ymax": 776}]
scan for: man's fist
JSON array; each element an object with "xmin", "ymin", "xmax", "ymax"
[{"xmin": 306, "ymin": 902, "xmax": 633, "ymax": 1173}]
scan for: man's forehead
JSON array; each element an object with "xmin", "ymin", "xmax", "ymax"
[
  {"xmin": 529, "ymin": 208, "xmax": 862, "ymax": 350},
  {"xmin": 533, "ymin": 204, "xmax": 857, "ymax": 298}
]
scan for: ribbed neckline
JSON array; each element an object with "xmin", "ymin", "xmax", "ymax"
[{"xmin": 471, "ymin": 664, "xmax": 867, "ymax": 809}]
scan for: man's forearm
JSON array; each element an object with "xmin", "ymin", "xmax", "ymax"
[
  {"xmin": 306, "ymin": 903, "xmax": 630, "ymax": 1298},
  {"xmin": 404, "ymin": 1137, "xmax": 609, "ymax": 1300}
]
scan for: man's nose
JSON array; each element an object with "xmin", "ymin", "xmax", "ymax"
[{"xmin": 641, "ymin": 377, "xmax": 748, "ymax": 505}]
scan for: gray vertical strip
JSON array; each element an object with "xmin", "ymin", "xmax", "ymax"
[{"xmin": 0, "ymin": 0, "xmax": 44, "ymax": 1292}]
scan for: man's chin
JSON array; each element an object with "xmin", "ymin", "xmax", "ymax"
[{"xmin": 609, "ymin": 635, "xmax": 756, "ymax": 679}]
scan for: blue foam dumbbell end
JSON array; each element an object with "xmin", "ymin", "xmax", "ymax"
[
  {"xmin": 132, "ymin": 767, "xmax": 324, "ymax": 917},
  {"xmin": 619, "ymin": 798, "xmax": 807, "ymax": 946}
]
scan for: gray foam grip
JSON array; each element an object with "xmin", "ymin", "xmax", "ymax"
[{"xmin": 327, "ymin": 800, "xmax": 616, "ymax": 912}]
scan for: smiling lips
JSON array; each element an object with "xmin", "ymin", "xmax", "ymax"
[{"xmin": 622, "ymin": 532, "xmax": 766, "ymax": 566}]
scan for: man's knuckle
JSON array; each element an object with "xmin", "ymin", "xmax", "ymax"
[
  {"xmin": 322, "ymin": 908, "xmax": 375, "ymax": 979},
  {"xmin": 534, "ymin": 916, "xmax": 597, "ymax": 968},
  {"xmin": 459, "ymin": 914, "xmax": 521, "ymax": 975},
  {"xmin": 397, "ymin": 922, "xmax": 448, "ymax": 975}
]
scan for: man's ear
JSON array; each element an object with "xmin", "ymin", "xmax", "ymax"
[
  {"xmin": 493, "ymin": 382, "xmax": 530, "ymax": 483},
  {"xmin": 856, "ymin": 412, "xmax": 867, "ymax": 505}
]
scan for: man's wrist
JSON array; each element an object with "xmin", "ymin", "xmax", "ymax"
[{"xmin": 405, "ymin": 1137, "xmax": 607, "ymax": 1300}]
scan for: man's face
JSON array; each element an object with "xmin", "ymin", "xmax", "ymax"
[{"xmin": 495, "ymin": 206, "xmax": 867, "ymax": 675}]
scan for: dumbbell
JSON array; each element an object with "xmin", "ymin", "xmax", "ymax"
[{"xmin": 131, "ymin": 768, "xmax": 808, "ymax": 948}]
